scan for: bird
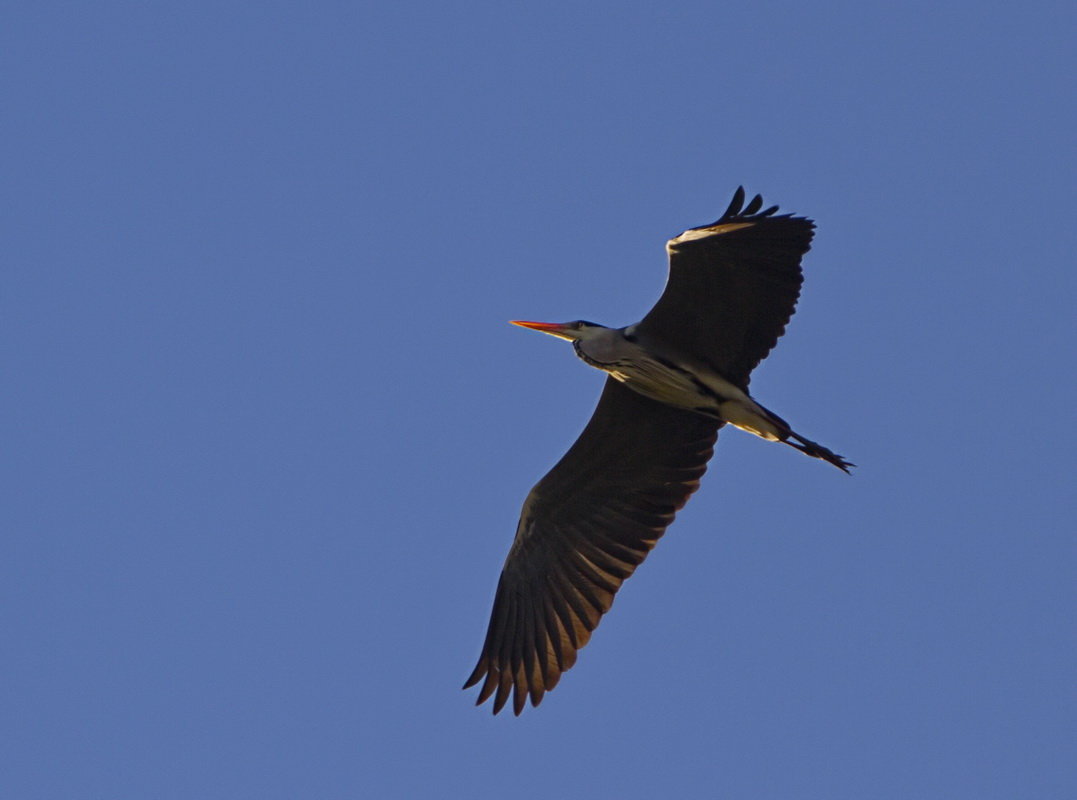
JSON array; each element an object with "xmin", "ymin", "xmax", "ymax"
[{"xmin": 464, "ymin": 187, "xmax": 852, "ymax": 715}]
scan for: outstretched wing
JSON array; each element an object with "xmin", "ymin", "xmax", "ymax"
[
  {"xmin": 464, "ymin": 378, "xmax": 721, "ymax": 714},
  {"xmin": 637, "ymin": 187, "xmax": 814, "ymax": 389}
]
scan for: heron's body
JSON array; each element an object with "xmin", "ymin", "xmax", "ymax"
[
  {"xmin": 571, "ymin": 323, "xmax": 848, "ymax": 465},
  {"xmin": 464, "ymin": 188, "xmax": 853, "ymax": 715},
  {"xmin": 574, "ymin": 324, "xmax": 783, "ymax": 438}
]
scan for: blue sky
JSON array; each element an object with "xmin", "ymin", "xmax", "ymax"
[{"xmin": 3, "ymin": 2, "xmax": 1074, "ymax": 798}]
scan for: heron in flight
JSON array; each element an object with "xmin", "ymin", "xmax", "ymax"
[{"xmin": 464, "ymin": 187, "xmax": 852, "ymax": 715}]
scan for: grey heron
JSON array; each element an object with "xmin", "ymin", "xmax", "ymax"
[{"xmin": 464, "ymin": 187, "xmax": 852, "ymax": 715}]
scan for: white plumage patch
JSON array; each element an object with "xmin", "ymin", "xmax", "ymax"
[
  {"xmin": 666, "ymin": 221, "xmax": 755, "ymax": 250},
  {"xmin": 717, "ymin": 401, "xmax": 784, "ymax": 441}
]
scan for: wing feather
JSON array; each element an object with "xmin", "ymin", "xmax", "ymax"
[
  {"xmin": 640, "ymin": 187, "xmax": 814, "ymax": 388},
  {"xmin": 464, "ymin": 378, "xmax": 720, "ymax": 714}
]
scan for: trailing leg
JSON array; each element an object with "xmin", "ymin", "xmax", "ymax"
[{"xmin": 784, "ymin": 432, "xmax": 854, "ymax": 473}]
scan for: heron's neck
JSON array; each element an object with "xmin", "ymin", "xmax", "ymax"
[{"xmin": 574, "ymin": 327, "xmax": 630, "ymax": 369}]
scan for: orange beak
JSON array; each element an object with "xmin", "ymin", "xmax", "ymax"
[
  {"xmin": 510, "ymin": 320, "xmax": 579, "ymax": 342},
  {"xmin": 511, "ymin": 320, "xmax": 564, "ymax": 332}
]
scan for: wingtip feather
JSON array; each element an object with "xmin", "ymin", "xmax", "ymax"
[
  {"xmin": 722, "ymin": 186, "xmax": 746, "ymax": 219},
  {"xmin": 462, "ymin": 661, "xmax": 484, "ymax": 690}
]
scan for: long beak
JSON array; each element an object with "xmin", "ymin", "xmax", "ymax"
[{"xmin": 510, "ymin": 320, "xmax": 576, "ymax": 341}]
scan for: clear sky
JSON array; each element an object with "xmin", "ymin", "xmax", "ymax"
[{"xmin": 4, "ymin": 2, "xmax": 1074, "ymax": 798}]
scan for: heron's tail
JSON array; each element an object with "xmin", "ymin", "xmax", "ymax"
[{"xmin": 784, "ymin": 432, "xmax": 854, "ymax": 473}]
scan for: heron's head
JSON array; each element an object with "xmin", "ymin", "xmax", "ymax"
[{"xmin": 510, "ymin": 319, "xmax": 609, "ymax": 342}]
